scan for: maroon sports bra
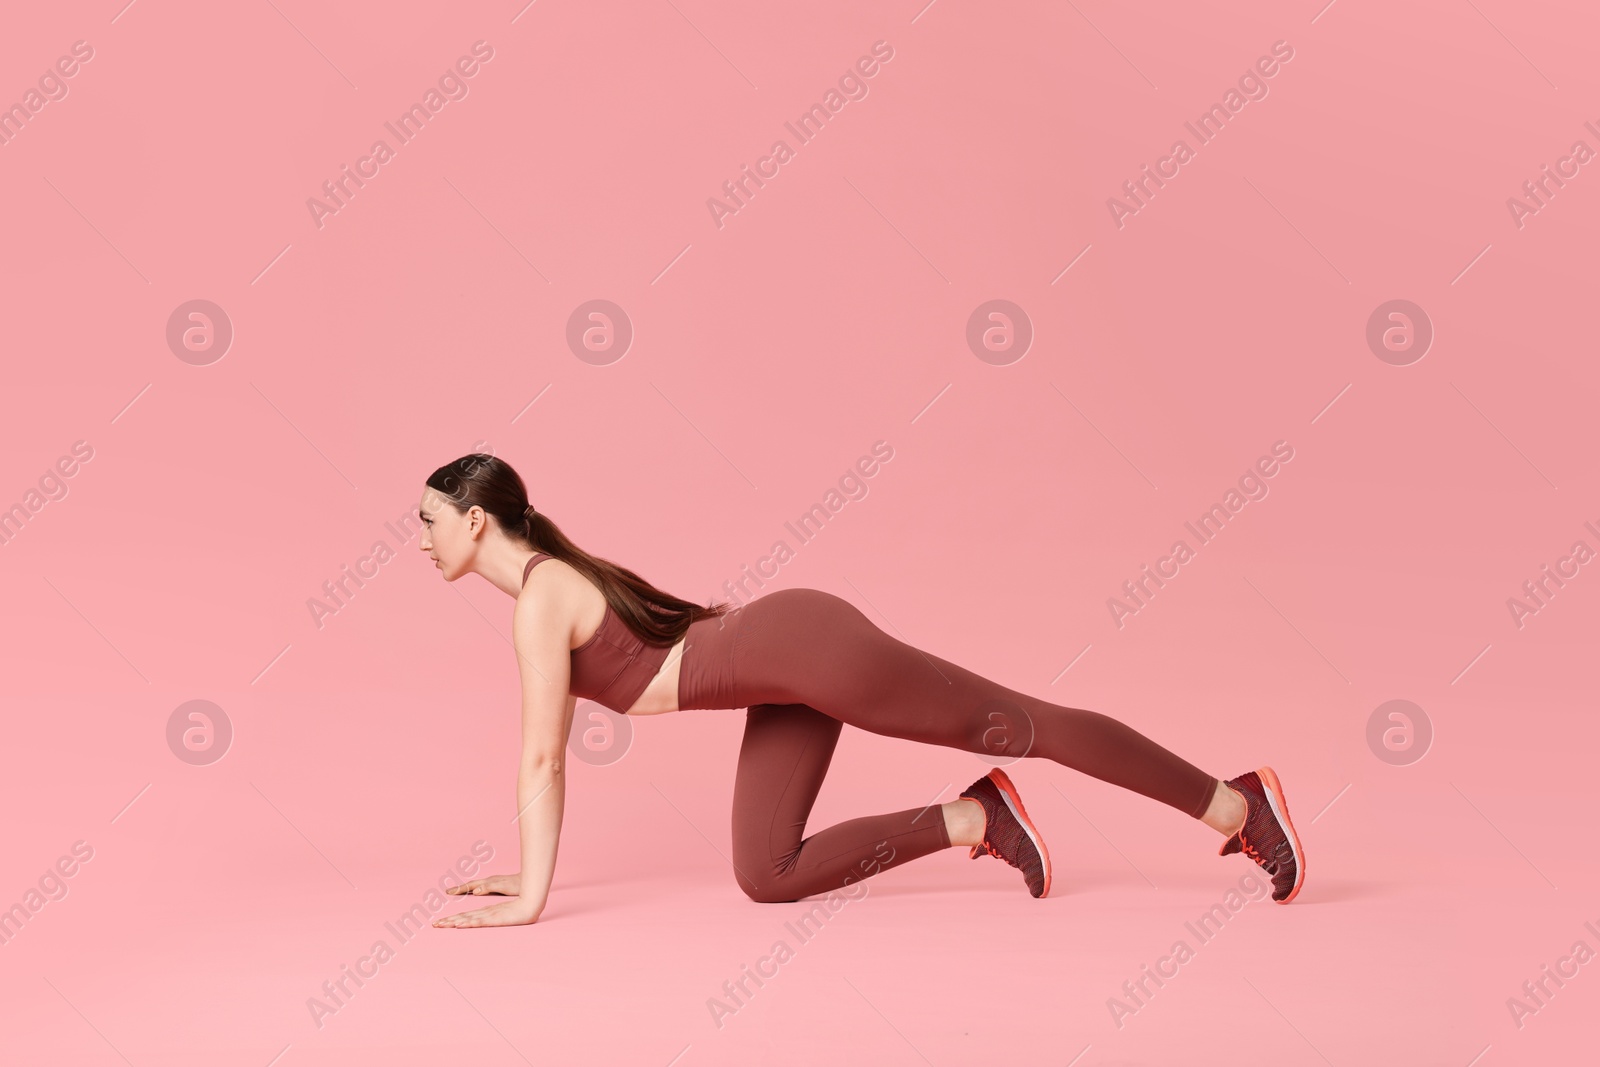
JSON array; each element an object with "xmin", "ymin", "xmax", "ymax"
[{"xmin": 521, "ymin": 552, "xmax": 673, "ymax": 714}]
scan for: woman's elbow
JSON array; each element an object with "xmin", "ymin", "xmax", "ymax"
[{"xmin": 519, "ymin": 754, "xmax": 564, "ymax": 778}]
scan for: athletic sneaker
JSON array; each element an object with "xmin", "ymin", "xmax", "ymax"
[
  {"xmin": 1218, "ymin": 767, "xmax": 1305, "ymax": 903},
  {"xmin": 959, "ymin": 768, "xmax": 1052, "ymax": 898}
]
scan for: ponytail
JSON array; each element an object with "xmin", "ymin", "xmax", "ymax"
[{"xmin": 425, "ymin": 454, "xmax": 731, "ymax": 645}]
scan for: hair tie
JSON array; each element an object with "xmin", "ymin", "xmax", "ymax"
[{"xmin": 524, "ymin": 504, "xmax": 536, "ymax": 519}]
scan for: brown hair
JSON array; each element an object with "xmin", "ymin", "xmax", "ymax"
[{"xmin": 425, "ymin": 453, "xmax": 732, "ymax": 645}]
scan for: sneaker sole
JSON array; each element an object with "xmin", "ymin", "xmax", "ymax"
[
  {"xmin": 1255, "ymin": 765, "xmax": 1305, "ymax": 903},
  {"xmin": 986, "ymin": 767, "xmax": 1052, "ymax": 898}
]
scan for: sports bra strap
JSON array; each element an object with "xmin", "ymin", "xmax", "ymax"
[{"xmin": 522, "ymin": 551, "xmax": 556, "ymax": 586}]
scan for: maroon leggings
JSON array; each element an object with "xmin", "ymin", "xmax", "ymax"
[{"xmin": 675, "ymin": 588, "xmax": 1219, "ymax": 903}]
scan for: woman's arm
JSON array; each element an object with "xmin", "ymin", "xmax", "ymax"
[
  {"xmin": 435, "ymin": 573, "xmax": 579, "ymax": 929},
  {"xmin": 510, "ymin": 683, "xmax": 578, "ymax": 914}
]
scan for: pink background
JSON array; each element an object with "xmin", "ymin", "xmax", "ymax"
[{"xmin": 3, "ymin": 0, "xmax": 1597, "ymax": 1063}]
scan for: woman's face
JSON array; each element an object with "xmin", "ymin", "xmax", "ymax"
[{"xmin": 418, "ymin": 488, "xmax": 478, "ymax": 580}]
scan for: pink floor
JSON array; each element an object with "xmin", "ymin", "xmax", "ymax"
[
  {"xmin": 5, "ymin": 673, "xmax": 1595, "ymax": 1065},
  {"xmin": 4, "ymin": 0, "xmax": 1598, "ymax": 1063}
]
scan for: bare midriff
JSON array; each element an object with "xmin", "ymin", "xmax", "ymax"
[{"xmin": 619, "ymin": 636, "xmax": 686, "ymax": 716}]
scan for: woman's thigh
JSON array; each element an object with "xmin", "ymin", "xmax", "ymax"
[
  {"xmin": 729, "ymin": 702, "xmax": 842, "ymax": 893},
  {"xmin": 732, "ymin": 588, "xmax": 1037, "ymax": 757}
]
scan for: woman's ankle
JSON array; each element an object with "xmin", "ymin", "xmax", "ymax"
[
  {"xmin": 1199, "ymin": 779, "xmax": 1247, "ymax": 836},
  {"xmin": 942, "ymin": 798, "xmax": 985, "ymax": 848}
]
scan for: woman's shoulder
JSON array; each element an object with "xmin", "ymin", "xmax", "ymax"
[
  {"xmin": 518, "ymin": 552, "xmax": 593, "ymax": 605},
  {"xmin": 514, "ymin": 554, "xmax": 593, "ymax": 635}
]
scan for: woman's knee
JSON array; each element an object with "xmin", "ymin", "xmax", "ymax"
[
  {"xmin": 731, "ymin": 839, "xmax": 799, "ymax": 903},
  {"xmin": 968, "ymin": 697, "xmax": 1038, "ymax": 760},
  {"xmin": 734, "ymin": 868, "xmax": 798, "ymax": 904}
]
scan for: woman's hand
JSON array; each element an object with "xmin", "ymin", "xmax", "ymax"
[
  {"xmin": 432, "ymin": 896, "xmax": 542, "ymax": 929},
  {"xmin": 446, "ymin": 873, "xmax": 521, "ymax": 897}
]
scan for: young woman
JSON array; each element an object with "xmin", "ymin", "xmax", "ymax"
[{"xmin": 421, "ymin": 454, "xmax": 1305, "ymax": 929}]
